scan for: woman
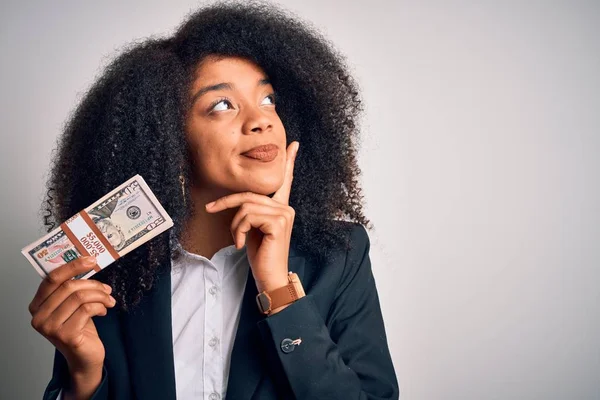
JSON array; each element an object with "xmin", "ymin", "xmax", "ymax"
[{"xmin": 29, "ymin": 2, "xmax": 399, "ymax": 399}]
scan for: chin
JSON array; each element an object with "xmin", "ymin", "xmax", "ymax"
[
  {"xmin": 233, "ymin": 174, "xmax": 282, "ymax": 195},
  {"xmin": 243, "ymin": 181, "xmax": 281, "ymax": 195}
]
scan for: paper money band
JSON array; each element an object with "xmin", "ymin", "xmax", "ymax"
[
  {"xmin": 60, "ymin": 211, "xmax": 120, "ymax": 271},
  {"xmin": 79, "ymin": 211, "xmax": 121, "ymax": 261},
  {"xmin": 59, "ymin": 218, "xmax": 101, "ymax": 272}
]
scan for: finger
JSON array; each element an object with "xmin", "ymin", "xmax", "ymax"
[
  {"xmin": 33, "ymin": 290, "xmax": 114, "ymax": 338},
  {"xmin": 29, "ymin": 256, "xmax": 98, "ymax": 315},
  {"xmin": 45, "ymin": 290, "xmax": 115, "ymax": 333},
  {"xmin": 234, "ymin": 213, "xmax": 288, "ymax": 249},
  {"xmin": 272, "ymin": 141, "xmax": 299, "ymax": 205},
  {"xmin": 56, "ymin": 303, "xmax": 110, "ymax": 347},
  {"xmin": 230, "ymin": 203, "xmax": 286, "ymax": 244},
  {"xmin": 32, "ymin": 279, "xmax": 112, "ymax": 323},
  {"xmin": 205, "ymin": 191, "xmax": 286, "ymax": 213}
]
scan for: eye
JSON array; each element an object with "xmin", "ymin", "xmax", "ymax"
[
  {"xmin": 209, "ymin": 98, "xmax": 233, "ymax": 112},
  {"xmin": 261, "ymin": 93, "xmax": 276, "ymax": 106}
]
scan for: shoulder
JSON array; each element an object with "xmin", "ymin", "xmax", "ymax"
[
  {"xmin": 300, "ymin": 220, "xmax": 372, "ymax": 296},
  {"xmin": 346, "ymin": 220, "xmax": 370, "ymax": 251},
  {"xmin": 297, "ymin": 219, "xmax": 372, "ymax": 267},
  {"xmin": 329, "ymin": 219, "xmax": 370, "ymax": 257},
  {"xmin": 292, "ymin": 220, "xmax": 370, "ymax": 260},
  {"xmin": 334, "ymin": 221, "xmax": 373, "ymax": 296}
]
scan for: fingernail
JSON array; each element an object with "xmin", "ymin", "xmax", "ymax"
[
  {"xmin": 103, "ymin": 284, "xmax": 112, "ymax": 293},
  {"xmin": 109, "ymin": 296, "xmax": 116, "ymax": 304},
  {"xmin": 81, "ymin": 256, "xmax": 96, "ymax": 266},
  {"xmin": 205, "ymin": 201, "xmax": 215, "ymax": 209}
]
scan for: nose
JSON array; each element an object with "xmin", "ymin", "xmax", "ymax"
[{"xmin": 241, "ymin": 106, "xmax": 272, "ymax": 135}]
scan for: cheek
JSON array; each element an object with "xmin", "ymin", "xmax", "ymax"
[
  {"xmin": 193, "ymin": 141, "xmax": 232, "ymax": 176},
  {"xmin": 186, "ymin": 125, "xmax": 238, "ymax": 182}
]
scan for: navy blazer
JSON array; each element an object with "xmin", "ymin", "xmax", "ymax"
[{"xmin": 43, "ymin": 222, "xmax": 399, "ymax": 399}]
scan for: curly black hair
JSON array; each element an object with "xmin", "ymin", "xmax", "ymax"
[{"xmin": 42, "ymin": 0, "xmax": 371, "ymax": 310}]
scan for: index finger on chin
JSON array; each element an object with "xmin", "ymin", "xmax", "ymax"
[{"xmin": 272, "ymin": 141, "xmax": 299, "ymax": 205}]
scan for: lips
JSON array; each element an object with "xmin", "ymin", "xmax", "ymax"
[{"xmin": 241, "ymin": 144, "xmax": 279, "ymax": 162}]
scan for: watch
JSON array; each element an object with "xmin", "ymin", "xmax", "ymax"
[{"xmin": 256, "ymin": 271, "xmax": 305, "ymax": 315}]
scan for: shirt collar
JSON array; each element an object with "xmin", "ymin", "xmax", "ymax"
[{"xmin": 171, "ymin": 239, "xmax": 247, "ymax": 266}]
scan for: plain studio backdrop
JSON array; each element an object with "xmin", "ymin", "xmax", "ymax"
[{"xmin": 1, "ymin": 1, "xmax": 599, "ymax": 399}]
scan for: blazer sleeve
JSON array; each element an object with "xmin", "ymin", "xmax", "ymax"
[
  {"xmin": 43, "ymin": 348, "xmax": 109, "ymax": 400},
  {"xmin": 256, "ymin": 223, "xmax": 400, "ymax": 400}
]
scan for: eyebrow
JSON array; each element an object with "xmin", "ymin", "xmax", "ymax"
[{"xmin": 190, "ymin": 78, "xmax": 271, "ymax": 104}]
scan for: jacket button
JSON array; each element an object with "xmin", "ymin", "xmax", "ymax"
[{"xmin": 280, "ymin": 338, "xmax": 295, "ymax": 354}]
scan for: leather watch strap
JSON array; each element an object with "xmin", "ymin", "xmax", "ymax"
[
  {"xmin": 256, "ymin": 272, "xmax": 305, "ymax": 314},
  {"xmin": 268, "ymin": 282, "xmax": 301, "ymax": 308}
]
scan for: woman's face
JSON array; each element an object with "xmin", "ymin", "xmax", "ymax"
[{"xmin": 185, "ymin": 55, "xmax": 287, "ymax": 196}]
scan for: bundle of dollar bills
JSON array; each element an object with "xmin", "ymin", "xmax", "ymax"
[{"xmin": 21, "ymin": 175, "xmax": 174, "ymax": 280}]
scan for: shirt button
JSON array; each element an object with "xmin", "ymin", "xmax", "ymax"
[
  {"xmin": 208, "ymin": 286, "xmax": 218, "ymax": 295},
  {"xmin": 209, "ymin": 392, "xmax": 220, "ymax": 400},
  {"xmin": 209, "ymin": 337, "xmax": 219, "ymax": 348},
  {"xmin": 280, "ymin": 338, "xmax": 295, "ymax": 354}
]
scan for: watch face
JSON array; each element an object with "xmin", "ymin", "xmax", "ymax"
[{"xmin": 256, "ymin": 293, "xmax": 271, "ymax": 314}]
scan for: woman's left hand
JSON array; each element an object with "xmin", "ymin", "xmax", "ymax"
[{"xmin": 204, "ymin": 141, "xmax": 300, "ymax": 294}]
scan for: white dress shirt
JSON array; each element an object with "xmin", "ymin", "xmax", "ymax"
[
  {"xmin": 59, "ymin": 243, "xmax": 249, "ymax": 400},
  {"xmin": 171, "ymin": 242, "xmax": 249, "ymax": 400}
]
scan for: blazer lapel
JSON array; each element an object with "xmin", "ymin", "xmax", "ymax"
[
  {"xmin": 226, "ymin": 249, "xmax": 306, "ymax": 400},
  {"xmin": 120, "ymin": 260, "xmax": 177, "ymax": 400}
]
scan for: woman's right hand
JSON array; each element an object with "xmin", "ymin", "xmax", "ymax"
[{"xmin": 28, "ymin": 256, "xmax": 116, "ymax": 393}]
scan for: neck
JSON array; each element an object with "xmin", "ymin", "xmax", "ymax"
[{"xmin": 179, "ymin": 184, "xmax": 237, "ymax": 260}]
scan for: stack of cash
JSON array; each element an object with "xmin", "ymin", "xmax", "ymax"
[{"xmin": 21, "ymin": 175, "xmax": 174, "ymax": 280}]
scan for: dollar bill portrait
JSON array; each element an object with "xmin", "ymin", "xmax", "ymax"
[
  {"xmin": 94, "ymin": 218, "xmax": 126, "ymax": 251},
  {"xmin": 28, "ymin": 2, "xmax": 399, "ymax": 400}
]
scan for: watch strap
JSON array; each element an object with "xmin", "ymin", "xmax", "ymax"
[
  {"xmin": 256, "ymin": 272, "xmax": 305, "ymax": 314},
  {"xmin": 268, "ymin": 281, "xmax": 300, "ymax": 308}
]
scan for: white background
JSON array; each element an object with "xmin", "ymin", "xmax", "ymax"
[{"xmin": 1, "ymin": 1, "xmax": 599, "ymax": 398}]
